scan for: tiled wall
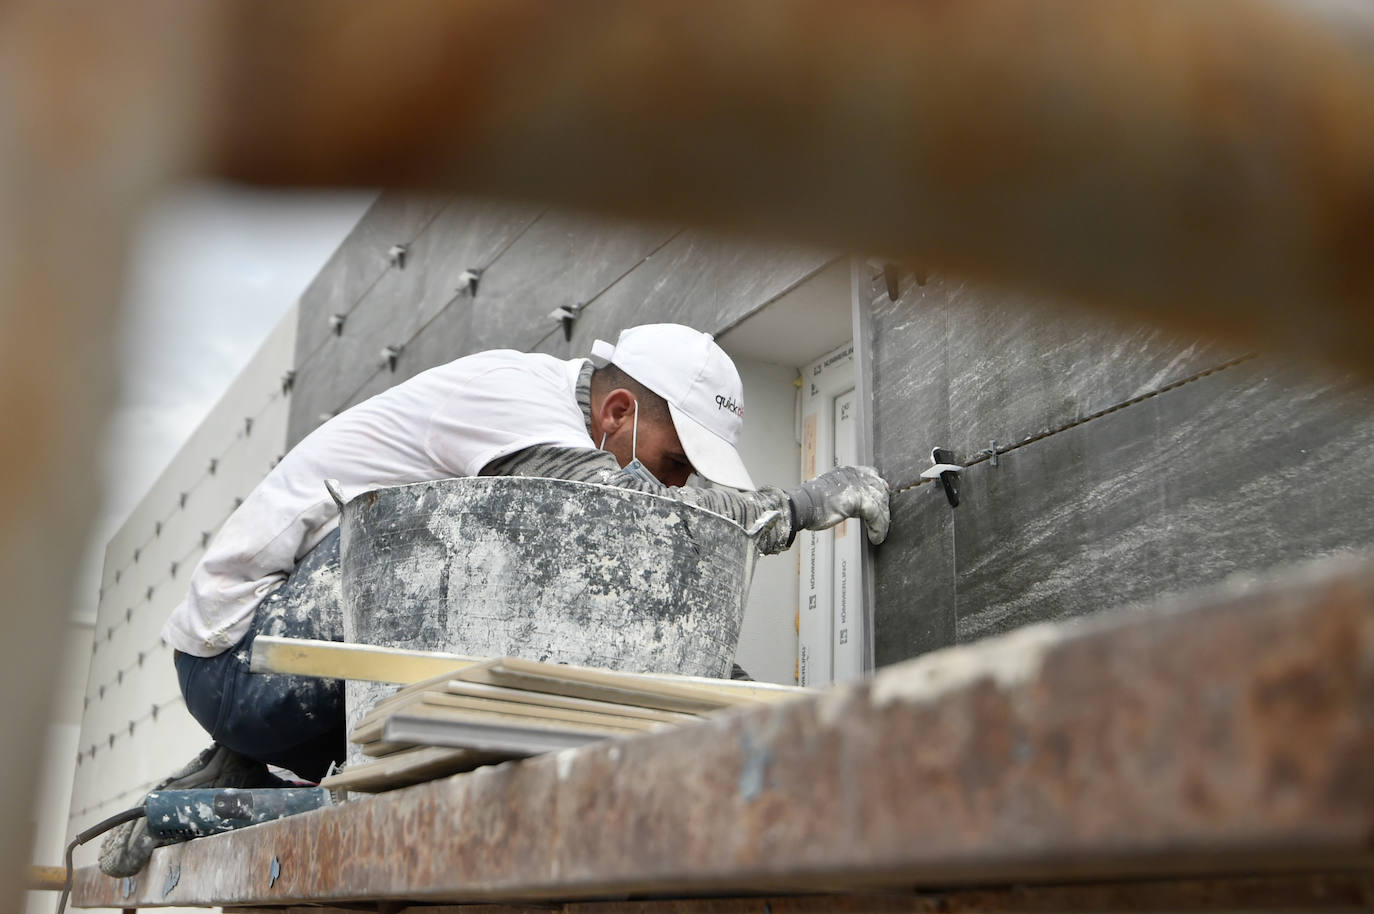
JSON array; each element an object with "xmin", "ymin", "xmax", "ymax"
[
  {"xmin": 69, "ymin": 309, "xmax": 298, "ymax": 878},
  {"xmin": 864, "ymin": 267, "xmax": 1374, "ymax": 662},
  {"xmin": 288, "ymin": 195, "xmax": 830, "ymax": 446}
]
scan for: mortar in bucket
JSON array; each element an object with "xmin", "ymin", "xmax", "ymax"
[{"xmin": 335, "ymin": 476, "xmax": 762, "ymax": 762}]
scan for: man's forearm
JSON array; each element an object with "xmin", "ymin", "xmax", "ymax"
[{"xmin": 481, "ymin": 445, "xmax": 795, "ymax": 553}]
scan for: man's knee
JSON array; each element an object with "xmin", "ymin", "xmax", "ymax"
[{"xmin": 255, "ymin": 529, "xmax": 344, "ymax": 642}]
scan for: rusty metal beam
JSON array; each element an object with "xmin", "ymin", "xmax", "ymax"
[
  {"xmin": 74, "ymin": 553, "xmax": 1374, "ymax": 908},
  {"xmin": 16, "ymin": 6, "xmax": 1373, "ymax": 909},
  {"xmin": 0, "ymin": 4, "xmax": 212, "ymax": 909},
  {"xmin": 203, "ymin": 0, "xmax": 1374, "ymax": 377},
  {"xmin": 559, "ymin": 878, "xmax": 1374, "ymax": 914},
  {"xmin": 225, "ymin": 875, "xmax": 1374, "ymax": 913}
]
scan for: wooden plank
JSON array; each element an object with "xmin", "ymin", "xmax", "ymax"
[
  {"xmin": 441, "ymin": 680, "xmax": 701, "ymax": 725},
  {"xmin": 250, "ymin": 635, "xmax": 481, "ymax": 683},
  {"xmin": 382, "ymin": 713, "xmax": 608, "ymax": 755},
  {"xmin": 252, "ymin": 636, "xmax": 811, "ymax": 703},
  {"xmin": 320, "ymin": 745, "xmax": 505, "ymax": 793},
  {"xmin": 352, "ymin": 688, "xmax": 659, "ymax": 757},
  {"xmin": 460, "ymin": 657, "xmax": 798, "ymax": 713},
  {"xmin": 637, "ymin": 671, "xmax": 810, "ymax": 703},
  {"xmin": 359, "ymin": 679, "xmax": 700, "ymax": 735},
  {"xmin": 352, "ymin": 685, "xmax": 680, "ymax": 761},
  {"xmin": 352, "ymin": 697, "xmax": 647, "ymax": 746},
  {"xmin": 366, "ymin": 658, "xmax": 503, "ymax": 716},
  {"xmin": 456, "ymin": 664, "xmax": 725, "ymax": 715},
  {"xmin": 422, "ymin": 692, "xmax": 670, "ymax": 732}
]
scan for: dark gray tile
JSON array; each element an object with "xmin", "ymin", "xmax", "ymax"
[
  {"xmin": 288, "ymin": 322, "xmax": 411, "ymax": 444},
  {"xmin": 388, "ymin": 295, "xmax": 477, "ymax": 385},
  {"xmin": 952, "ymin": 357, "xmax": 1374, "ymax": 644},
  {"xmin": 294, "ymin": 200, "xmax": 542, "ymax": 428},
  {"xmin": 869, "ymin": 271, "xmax": 952, "ymax": 492},
  {"xmin": 358, "ymin": 198, "xmax": 543, "ymax": 350},
  {"xmin": 569, "ymin": 230, "xmax": 715, "ymax": 349},
  {"xmin": 339, "ymin": 365, "xmax": 399, "ymax": 414},
  {"xmin": 468, "ymin": 212, "xmax": 677, "ymax": 355},
  {"xmin": 569, "ymin": 230, "xmax": 830, "ymax": 352},
  {"xmin": 295, "ymin": 193, "xmax": 450, "ymax": 364},
  {"xmin": 709, "ymin": 237, "xmax": 833, "ymax": 331},
  {"xmin": 528, "ymin": 325, "xmax": 571, "ymax": 359},
  {"xmin": 865, "ymin": 271, "xmax": 1244, "ymax": 477},
  {"xmin": 288, "ymin": 201, "xmax": 558, "ymax": 443},
  {"xmin": 873, "ymin": 483, "xmax": 956, "ymax": 666},
  {"xmin": 940, "ymin": 281, "xmax": 1241, "ymax": 459},
  {"xmin": 294, "ymin": 297, "xmax": 483, "ymax": 442}
]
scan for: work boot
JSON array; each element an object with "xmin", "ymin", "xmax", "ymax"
[{"xmin": 98, "ymin": 743, "xmax": 286, "ymax": 877}]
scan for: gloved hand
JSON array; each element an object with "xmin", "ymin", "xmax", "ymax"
[{"xmin": 788, "ymin": 465, "xmax": 891, "ymax": 545}]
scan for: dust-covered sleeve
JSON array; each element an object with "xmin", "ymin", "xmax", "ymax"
[{"xmin": 481, "ymin": 444, "xmax": 796, "ymax": 554}]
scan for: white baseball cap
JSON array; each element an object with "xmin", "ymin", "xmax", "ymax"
[{"xmin": 591, "ymin": 324, "xmax": 755, "ymax": 490}]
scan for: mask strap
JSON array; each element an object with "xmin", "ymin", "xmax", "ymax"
[{"xmin": 598, "ymin": 399, "xmax": 640, "ymax": 457}]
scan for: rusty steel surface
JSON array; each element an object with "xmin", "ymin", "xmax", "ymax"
[
  {"xmin": 224, "ymin": 874, "xmax": 1374, "ymax": 913},
  {"xmin": 560, "ymin": 876, "xmax": 1374, "ymax": 913},
  {"xmin": 0, "ymin": 3, "xmax": 212, "ymax": 908},
  {"xmin": 204, "ymin": 0, "xmax": 1374, "ymax": 377},
  {"xmin": 74, "ymin": 553, "xmax": 1374, "ymax": 908}
]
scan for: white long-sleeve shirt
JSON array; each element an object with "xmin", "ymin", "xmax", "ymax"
[{"xmin": 162, "ymin": 350, "xmax": 594, "ymax": 657}]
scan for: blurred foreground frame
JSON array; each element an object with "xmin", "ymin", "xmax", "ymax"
[{"xmin": 3, "ymin": 1, "xmax": 1373, "ymax": 910}]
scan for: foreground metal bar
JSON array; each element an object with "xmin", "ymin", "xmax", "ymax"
[
  {"xmin": 75, "ymin": 553, "xmax": 1374, "ymax": 907},
  {"xmin": 209, "ymin": 0, "xmax": 1374, "ymax": 376},
  {"xmin": 227, "ymin": 875, "xmax": 1374, "ymax": 914},
  {"xmin": 27, "ymin": 865, "xmax": 66, "ymax": 892}
]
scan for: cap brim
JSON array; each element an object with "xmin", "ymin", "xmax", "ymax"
[{"xmin": 667, "ymin": 401, "xmax": 756, "ymax": 490}]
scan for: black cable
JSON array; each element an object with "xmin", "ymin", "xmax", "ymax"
[{"xmin": 57, "ymin": 804, "xmax": 146, "ymax": 914}]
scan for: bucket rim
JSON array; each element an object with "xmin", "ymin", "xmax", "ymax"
[{"xmin": 338, "ymin": 475, "xmax": 752, "ymax": 535}]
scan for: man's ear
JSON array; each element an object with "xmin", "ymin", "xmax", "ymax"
[{"xmin": 598, "ymin": 388, "xmax": 636, "ymax": 436}]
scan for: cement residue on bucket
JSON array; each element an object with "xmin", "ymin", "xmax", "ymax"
[{"xmin": 338, "ymin": 476, "xmax": 758, "ymax": 767}]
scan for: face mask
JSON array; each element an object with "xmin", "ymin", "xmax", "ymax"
[{"xmin": 600, "ymin": 400, "xmax": 663, "ymax": 486}]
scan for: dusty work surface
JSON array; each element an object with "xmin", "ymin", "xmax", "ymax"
[{"xmin": 75, "ymin": 554, "xmax": 1374, "ymax": 908}]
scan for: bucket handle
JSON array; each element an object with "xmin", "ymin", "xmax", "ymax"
[
  {"xmin": 743, "ymin": 508, "xmax": 784, "ymax": 541},
  {"xmin": 324, "ymin": 478, "xmax": 347, "ymax": 514}
]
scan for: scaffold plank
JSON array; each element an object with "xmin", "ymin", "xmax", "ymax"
[{"xmin": 76, "ymin": 554, "xmax": 1374, "ymax": 908}]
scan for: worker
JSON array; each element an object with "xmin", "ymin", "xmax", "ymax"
[{"xmin": 101, "ymin": 322, "xmax": 890, "ymax": 876}]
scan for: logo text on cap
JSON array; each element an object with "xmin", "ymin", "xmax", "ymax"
[{"xmin": 714, "ymin": 394, "xmax": 744, "ymax": 418}]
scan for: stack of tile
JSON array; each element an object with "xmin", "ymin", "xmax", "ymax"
[{"xmin": 322, "ymin": 657, "xmax": 807, "ymax": 792}]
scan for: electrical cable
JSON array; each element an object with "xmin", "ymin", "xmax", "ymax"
[{"xmin": 56, "ymin": 804, "xmax": 146, "ymax": 914}]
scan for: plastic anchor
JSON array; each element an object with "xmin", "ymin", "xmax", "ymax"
[{"xmin": 921, "ymin": 447, "xmax": 963, "ymax": 507}]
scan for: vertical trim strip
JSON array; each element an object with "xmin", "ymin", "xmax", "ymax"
[{"xmin": 849, "ymin": 257, "xmax": 878, "ymax": 675}]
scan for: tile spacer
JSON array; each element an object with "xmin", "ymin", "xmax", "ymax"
[{"xmin": 921, "ymin": 447, "xmax": 963, "ymax": 507}]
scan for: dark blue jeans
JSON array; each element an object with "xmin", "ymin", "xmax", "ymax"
[{"xmin": 174, "ymin": 529, "xmax": 345, "ymax": 782}]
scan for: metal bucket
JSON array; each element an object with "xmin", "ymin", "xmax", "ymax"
[{"xmin": 336, "ymin": 476, "xmax": 758, "ymax": 761}]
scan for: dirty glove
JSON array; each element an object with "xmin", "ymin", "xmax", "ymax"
[{"xmin": 787, "ymin": 465, "xmax": 891, "ymax": 545}]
